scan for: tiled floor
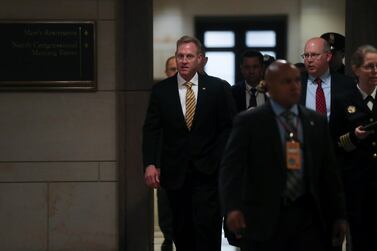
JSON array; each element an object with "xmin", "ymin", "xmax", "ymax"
[
  {"xmin": 153, "ymin": 190, "xmax": 239, "ymax": 251},
  {"xmin": 153, "ymin": 191, "xmax": 347, "ymax": 251}
]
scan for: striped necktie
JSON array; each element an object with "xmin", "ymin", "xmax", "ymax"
[
  {"xmin": 184, "ymin": 82, "xmax": 196, "ymax": 130},
  {"xmin": 281, "ymin": 111, "xmax": 305, "ymax": 202}
]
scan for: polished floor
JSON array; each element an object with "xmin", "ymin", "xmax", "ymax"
[
  {"xmin": 153, "ymin": 191, "xmax": 347, "ymax": 251},
  {"xmin": 153, "ymin": 190, "xmax": 238, "ymax": 251}
]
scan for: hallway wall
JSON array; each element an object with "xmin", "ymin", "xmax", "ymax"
[
  {"xmin": 0, "ymin": 0, "xmax": 118, "ymax": 250},
  {"xmin": 153, "ymin": 0, "xmax": 346, "ymax": 79}
]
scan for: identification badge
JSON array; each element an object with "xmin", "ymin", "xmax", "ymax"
[{"xmin": 286, "ymin": 140, "xmax": 301, "ymax": 170}]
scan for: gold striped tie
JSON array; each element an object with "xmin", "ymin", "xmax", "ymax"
[{"xmin": 184, "ymin": 82, "xmax": 196, "ymax": 130}]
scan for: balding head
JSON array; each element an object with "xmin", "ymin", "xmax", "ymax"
[
  {"xmin": 303, "ymin": 37, "xmax": 332, "ymax": 77},
  {"xmin": 165, "ymin": 56, "xmax": 177, "ymax": 77},
  {"xmin": 265, "ymin": 60, "xmax": 289, "ymax": 81},
  {"xmin": 265, "ymin": 60, "xmax": 301, "ymax": 109}
]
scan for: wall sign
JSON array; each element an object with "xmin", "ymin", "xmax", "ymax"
[{"xmin": 0, "ymin": 21, "xmax": 96, "ymax": 91}]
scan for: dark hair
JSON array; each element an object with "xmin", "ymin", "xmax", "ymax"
[
  {"xmin": 240, "ymin": 50, "xmax": 264, "ymax": 65},
  {"xmin": 351, "ymin": 45, "xmax": 377, "ymax": 68},
  {"xmin": 263, "ymin": 54, "xmax": 276, "ymax": 68},
  {"xmin": 176, "ymin": 35, "xmax": 203, "ymax": 55}
]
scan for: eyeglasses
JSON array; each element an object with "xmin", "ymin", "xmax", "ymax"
[
  {"xmin": 362, "ymin": 63, "xmax": 377, "ymax": 72},
  {"xmin": 300, "ymin": 51, "xmax": 329, "ymax": 60}
]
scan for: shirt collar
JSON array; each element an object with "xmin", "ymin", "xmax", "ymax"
[
  {"xmin": 245, "ymin": 81, "xmax": 258, "ymax": 91},
  {"xmin": 357, "ymin": 84, "xmax": 377, "ymax": 100},
  {"xmin": 270, "ymin": 99, "xmax": 299, "ymax": 117},
  {"xmin": 177, "ymin": 72, "xmax": 199, "ymax": 87},
  {"xmin": 308, "ymin": 69, "xmax": 331, "ymax": 85}
]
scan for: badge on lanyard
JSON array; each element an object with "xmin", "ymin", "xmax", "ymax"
[{"xmin": 286, "ymin": 138, "xmax": 301, "ymax": 170}]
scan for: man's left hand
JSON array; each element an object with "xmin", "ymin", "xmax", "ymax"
[{"xmin": 332, "ymin": 220, "xmax": 348, "ymax": 247}]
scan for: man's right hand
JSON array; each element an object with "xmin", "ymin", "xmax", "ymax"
[
  {"xmin": 355, "ymin": 125, "xmax": 370, "ymax": 139},
  {"xmin": 226, "ymin": 210, "xmax": 246, "ymax": 239},
  {"xmin": 144, "ymin": 165, "xmax": 160, "ymax": 188}
]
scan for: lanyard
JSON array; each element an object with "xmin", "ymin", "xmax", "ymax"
[{"xmin": 277, "ymin": 115, "xmax": 300, "ymax": 141}]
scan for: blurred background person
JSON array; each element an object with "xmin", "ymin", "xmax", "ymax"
[
  {"xmin": 198, "ymin": 44, "xmax": 209, "ymax": 75},
  {"xmin": 320, "ymin": 32, "xmax": 346, "ymax": 74},
  {"xmin": 294, "ymin": 62, "xmax": 307, "ymax": 75},
  {"xmin": 232, "ymin": 50, "xmax": 267, "ymax": 112},
  {"xmin": 165, "ymin": 56, "xmax": 178, "ymax": 77},
  {"xmin": 263, "ymin": 54, "xmax": 276, "ymax": 72}
]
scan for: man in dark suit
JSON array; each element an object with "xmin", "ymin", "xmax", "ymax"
[
  {"xmin": 320, "ymin": 32, "xmax": 346, "ymax": 75},
  {"xmin": 219, "ymin": 60, "xmax": 347, "ymax": 251},
  {"xmin": 300, "ymin": 37, "xmax": 354, "ymax": 139},
  {"xmin": 154, "ymin": 55, "xmax": 179, "ymax": 251},
  {"xmin": 143, "ymin": 35, "xmax": 236, "ymax": 251},
  {"xmin": 232, "ymin": 50, "xmax": 268, "ymax": 112}
]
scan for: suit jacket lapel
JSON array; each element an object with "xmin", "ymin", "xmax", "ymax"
[
  {"xmin": 373, "ymin": 96, "xmax": 377, "ymax": 115},
  {"xmin": 240, "ymin": 82, "xmax": 247, "ymax": 110},
  {"xmin": 329, "ymin": 74, "xmax": 341, "ymax": 123},
  {"xmin": 300, "ymin": 74, "xmax": 308, "ymax": 106},
  {"xmin": 264, "ymin": 102, "xmax": 285, "ymax": 174},
  {"xmin": 298, "ymin": 105, "xmax": 315, "ymax": 179},
  {"xmin": 190, "ymin": 74, "xmax": 207, "ymax": 130},
  {"xmin": 233, "ymin": 81, "xmax": 247, "ymax": 111},
  {"xmin": 354, "ymin": 90, "xmax": 366, "ymax": 111},
  {"xmin": 169, "ymin": 78, "xmax": 188, "ymax": 129}
]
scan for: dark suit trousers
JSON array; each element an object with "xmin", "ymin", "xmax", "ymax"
[
  {"xmin": 166, "ymin": 168, "xmax": 222, "ymax": 251},
  {"xmin": 157, "ymin": 187, "xmax": 173, "ymax": 241},
  {"xmin": 241, "ymin": 194, "xmax": 329, "ymax": 251},
  {"xmin": 344, "ymin": 175, "xmax": 377, "ymax": 251}
]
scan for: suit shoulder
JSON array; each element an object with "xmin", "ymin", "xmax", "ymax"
[
  {"xmin": 299, "ymin": 105, "xmax": 327, "ymax": 123},
  {"xmin": 231, "ymin": 81, "xmax": 244, "ymax": 91},
  {"xmin": 332, "ymin": 73, "xmax": 356, "ymax": 86},
  {"xmin": 235, "ymin": 104, "xmax": 269, "ymax": 122},
  {"xmin": 202, "ymin": 74, "xmax": 231, "ymax": 87},
  {"xmin": 300, "ymin": 73, "xmax": 308, "ymax": 82}
]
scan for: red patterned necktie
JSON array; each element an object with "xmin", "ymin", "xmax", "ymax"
[{"xmin": 315, "ymin": 78, "xmax": 326, "ymax": 114}]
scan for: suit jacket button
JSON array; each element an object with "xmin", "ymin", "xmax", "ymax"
[
  {"xmin": 373, "ymin": 153, "xmax": 377, "ymax": 159},
  {"xmin": 370, "ymin": 118, "xmax": 374, "ymax": 122},
  {"xmin": 373, "ymin": 142, "xmax": 377, "ymax": 147}
]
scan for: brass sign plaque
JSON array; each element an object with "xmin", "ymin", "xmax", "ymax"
[{"xmin": 0, "ymin": 21, "xmax": 96, "ymax": 91}]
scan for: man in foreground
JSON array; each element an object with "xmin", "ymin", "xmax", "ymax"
[{"xmin": 220, "ymin": 60, "xmax": 347, "ymax": 251}]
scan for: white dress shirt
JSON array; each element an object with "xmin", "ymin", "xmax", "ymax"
[
  {"xmin": 245, "ymin": 81, "xmax": 265, "ymax": 109},
  {"xmin": 357, "ymin": 84, "xmax": 376, "ymax": 111},
  {"xmin": 305, "ymin": 70, "xmax": 331, "ymax": 120}
]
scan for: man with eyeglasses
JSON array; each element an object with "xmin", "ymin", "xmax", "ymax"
[{"xmin": 299, "ymin": 37, "xmax": 355, "ymax": 140}]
